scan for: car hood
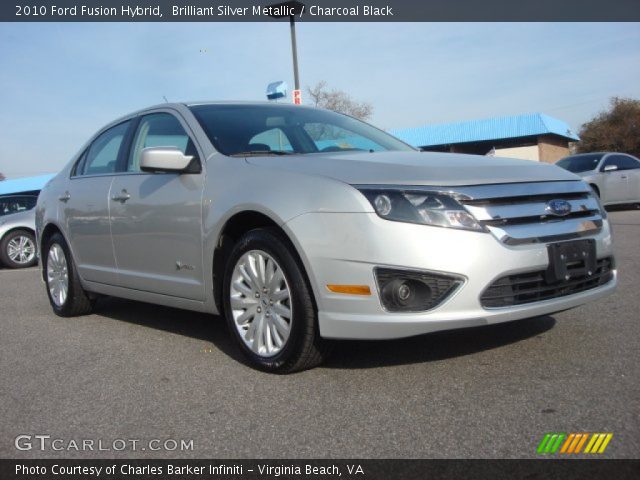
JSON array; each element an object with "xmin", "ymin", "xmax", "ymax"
[
  {"xmin": 0, "ymin": 209, "xmax": 35, "ymax": 226},
  {"xmin": 246, "ymin": 151, "xmax": 580, "ymax": 186}
]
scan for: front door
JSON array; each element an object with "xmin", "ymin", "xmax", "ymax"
[
  {"xmin": 601, "ymin": 155, "xmax": 630, "ymax": 203},
  {"xmin": 619, "ymin": 155, "xmax": 640, "ymax": 202},
  {"xmin": 109, "ymin": 112, "xmax": 205, "ymax": 300}
]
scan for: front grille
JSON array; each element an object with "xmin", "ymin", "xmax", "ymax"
[
  {"xmin": 482, "ymin": 209, "xmax": 595, "ymax": 227},
  {"xmin": 480, "ymin": 257, "xmax": 614, "ymax": 308},
  {"xmin": 458, "ymin": 181, "xmax": 604, "ymax": 245}
]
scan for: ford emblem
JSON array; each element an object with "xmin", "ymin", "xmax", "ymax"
[{"xmin": 546, "ymin": 199, "xmax": 572, "ymax": 216}]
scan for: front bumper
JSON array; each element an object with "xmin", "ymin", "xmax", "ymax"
[{"xmin": 284, "ymin": 212, "xmax": 616, "ymax": 339}]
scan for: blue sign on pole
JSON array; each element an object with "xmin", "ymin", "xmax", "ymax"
[{"xmin": 266, "ymin": 81, "xmax": 288, "ymax": 100}]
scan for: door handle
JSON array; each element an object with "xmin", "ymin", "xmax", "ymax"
[
  {"xmin": 111, "ymin": 190, "xmax": 131, "ymax": 203},
  {"xmin": 621, "ymin": 175, "xmax": 627, "ymax": 179},
  {"xmin": 58, "ymin": 192, "xmax": 71, "ymax": 202}
]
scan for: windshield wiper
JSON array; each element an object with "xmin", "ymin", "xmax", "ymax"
[{"xmin": 230, "ymin": 150, "xmax": 293, "ymax": 157}]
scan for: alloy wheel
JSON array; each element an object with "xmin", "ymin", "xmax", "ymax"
[
  {"xmin": 47, "ymin": 243, "xmax": 69, "ymax": 307},
  {"xmin": 7, "ymin": 235, "xmax": 36, "ymax": 265},
  {"xmin": 229, "ymin": 250, "xmax": 292, "ymax": 357}
]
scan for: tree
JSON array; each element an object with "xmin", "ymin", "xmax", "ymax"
[
  {"xmin": 306, "ymin": 81, "xmax": 373, "ymax": 121},
  {"xmin": 576, "ymin": 97, "xmax": 640, "ymax": 157},
  {"xmin": 0, "ymin": 172, "xmax": 5, "ymax": 181}
]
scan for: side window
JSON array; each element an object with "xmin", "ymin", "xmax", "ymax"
[
  {"xmin": 81, "ymin": 121, "xmax": 130, "ymax": 176},
  {"xmin": 128, "ymin": 113, "xmax": 194, "ymax": 172},
  {"xmin": 620, "ymin": 156, "xmax": 640, "ymax": 170},
  {"xmin": 72, "ymin": 150, "xmax": 88, "ymax": 177},
  {"xmin": 602, "ymin": 155, "xmax": 624, "ymax": 171},
  {"xmin": 248, "ymin": 128, "xmax": 293, "ymax": 152}
]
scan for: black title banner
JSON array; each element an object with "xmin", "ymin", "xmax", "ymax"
[
  {"xmin": 2, "ymin": 459, "xmax": 640, "ymax": 480},
  {"xmin": 3, "ymin": 0, "xmax": 640, "ymax": 22}
]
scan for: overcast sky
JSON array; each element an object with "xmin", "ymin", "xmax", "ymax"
[{"xmin": 1, "ymin": 22, "xmax": 639, "ymax": 178}]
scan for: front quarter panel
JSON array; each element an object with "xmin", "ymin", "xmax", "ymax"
[
  {"xmin": 0, "ymin": 209, "xmax": 36, "ymax": 240},
  {"xmin": 205, "ymin": 156, "xmax": 373, "ymax": 226},
  {"xmin": 35, "ymin": 170, "xmax": 70, "ymax": 259},
  {"xmin": 200, "ymin": 155, "xmax": 373, "ymax": 314}
]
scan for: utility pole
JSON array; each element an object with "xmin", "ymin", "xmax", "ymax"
[{"xmin": 267, "ymin": 1, "xmax": 305, "ymax": 104}]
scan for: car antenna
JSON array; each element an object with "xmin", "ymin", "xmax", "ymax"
[{"xmin": 162, "ymin": 95, "xmax": 169, "ymax": 103}]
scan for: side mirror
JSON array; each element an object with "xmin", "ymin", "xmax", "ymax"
[
  {"xmin": 140, "ymin": 147, "xmax": 194, "ymax": 173},
  {"xmin": 603, "ymin": 164, "xmax": 618, "ymax": 172}
]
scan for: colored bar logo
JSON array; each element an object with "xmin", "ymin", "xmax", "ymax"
[{"xmin": 537, "ymin": 433, "xmax": 613, "ymax": 454}]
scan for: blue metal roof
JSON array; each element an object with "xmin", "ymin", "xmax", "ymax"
[
  {"xmin": 0, "ymin": 174, "xmax": 55, "ymax": 196},
  {"xmin": 390, "ymin": 113, "xmax": 579, "ymax": 148}
]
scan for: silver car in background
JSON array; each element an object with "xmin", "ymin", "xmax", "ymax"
[
  {"xmin": 0, "ymin": 195, "xmax": 38, "ymax": 269},
  {"xmin": 36, "ymin": 103, "xmax": 616, "ymax": 372},
  {"xmin": 556, "ymin": 152, "xmax": 640, "ymax": 207}
]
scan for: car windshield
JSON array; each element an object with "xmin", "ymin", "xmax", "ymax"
[
  {"xmin": 189, "ymin": 104, "xmax": 415, "ymax": 156},
  {"xmin": 556, "ymin": 154, "xmax": 603, "ymax": 173}
]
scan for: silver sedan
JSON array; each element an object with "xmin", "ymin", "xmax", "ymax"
[
  {"xmin": 35, "ymin": 102, "xmax": 617, "ymax": 372},
  {"xmin": 556, "ymin": 152, "xmax": 640, "ymax": 207}
]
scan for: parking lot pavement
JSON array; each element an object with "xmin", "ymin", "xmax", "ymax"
[{"xmin": 0, "ymin": 210, "xmax": 638, "ymax": 459}]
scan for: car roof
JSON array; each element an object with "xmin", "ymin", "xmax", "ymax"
[
  {"xmin": 565, "ymin": 152, "xmax": 608, "ymax": 157},
  {"xmin": 136, "ymin": 101, "xmax": 315, "ymax": 110}
]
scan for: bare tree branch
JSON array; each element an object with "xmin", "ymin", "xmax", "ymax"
[{"xmin": 306, "ymin": 81, "xmax": 373, "ymax": 121}]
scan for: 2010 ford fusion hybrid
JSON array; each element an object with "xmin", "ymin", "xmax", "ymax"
[{"xmin": 36, "ymin": 102, "xmax": 616, "ymax": 372}]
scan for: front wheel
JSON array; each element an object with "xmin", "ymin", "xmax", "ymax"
[
  {"xmin": 0, "ymin": 230, "xmax": 37, "ymax": 268},
  {"xmin": 223, "ymin": 228, "xmax": 328, "ymax": 373},
  {"xmin": 43, "ymin": 232, "xmax": 94, "ymax": 317}
]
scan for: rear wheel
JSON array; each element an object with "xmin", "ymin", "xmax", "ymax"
[
  {"xmin": 43, "ymin": 233, "xmax": 94, "ymax": 317},
  {"xmin": 222, "ymin": 228, "xmax": 328, "ymax": 373},
  {"xmin": 0, "ymin": 230, "xmax": 37, "ymax": 269}
]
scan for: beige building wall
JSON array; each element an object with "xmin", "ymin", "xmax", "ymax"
[
  {"xmin": 494, "ymin": 145, "xmax": 540, "ymax": 161},
  {"xmin": 538, "ymin": 135, "xmax": 570, "ymax": 163}
]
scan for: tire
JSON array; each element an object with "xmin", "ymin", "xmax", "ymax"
[
  {"xmin": 43, "ymin": 232, "xmax": 94, "ymax": 317},
  {"xmin": 0, "ymin": 230, "xmax": 37, "ymax": 269},
  {"xmin": 222, "ymin": 228, "xmax": 328, "ymax": 373}
]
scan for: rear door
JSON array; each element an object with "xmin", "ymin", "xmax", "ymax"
[
  {"xmin": 62, "ymin": 120, "xmax": 132, "ymax": 284},
  {"xmin": 109, "ymin": 111, "xmax": 206, "ymax": 300}
]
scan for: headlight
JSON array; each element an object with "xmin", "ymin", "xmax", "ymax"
[{"xmin": 358, "ymin": 187, "xmax": 485, "ymax": 232}]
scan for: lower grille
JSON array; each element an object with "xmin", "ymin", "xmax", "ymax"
[{"xmin": 481, "ymin": 257, "xmax": 614, "ymax": 308}]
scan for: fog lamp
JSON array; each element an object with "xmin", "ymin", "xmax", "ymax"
[{"xmin": 375, "ymin": 268, "xmax": 463, "ymax": 312}]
